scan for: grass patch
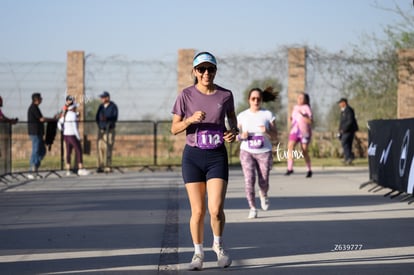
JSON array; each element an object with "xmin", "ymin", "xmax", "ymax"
[{"xmin": 12, "ymin": 154, "xmax": 368, "ymax": 172}]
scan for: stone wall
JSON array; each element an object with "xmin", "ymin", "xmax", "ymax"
[
  {"xmin": 177, "ymin": 49, "xmax": 195, "ymax": 94},
  {"xmin": 398, "ymin": 49, "xmax": 414, "ymax": 119},
  {"xmin": 287, "ymin": 48, "xmax": 306, "ymax": 131},
  {"xmin": 67, "ymin": 51, "xmax": 85, "ymax": 137}
]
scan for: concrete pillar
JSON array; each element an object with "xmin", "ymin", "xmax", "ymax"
[
  {"xmin": 397, "ymin": 49, "xmax": 414, "ymax": 119},
  {"xmin": 177, "ymin": 49, "xmax": 196, "ymax": 94},
  {"xmin": 287, "ymin": 48, "xmax": 306, "ymax": 131}
]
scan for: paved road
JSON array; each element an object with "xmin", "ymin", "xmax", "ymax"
[{"xmin": 0, "ymin": 166, "xmax": 413, "ymax": 274}]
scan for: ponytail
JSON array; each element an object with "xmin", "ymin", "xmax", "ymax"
[{"xmin": 262, "ymin": 86, "xmax": 278, "ymax": 102}]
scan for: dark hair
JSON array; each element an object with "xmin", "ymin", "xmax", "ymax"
[
  {"xmin": 248, "ymin": 86, "xmax": 278, "ymax": 102},
  {"xmin": 302, "ymin": 92, "xmax": 310, "ymax": 107},
  {"xmin": 32, "ymin": 93, "xmax": 42, "ymax": 101}
]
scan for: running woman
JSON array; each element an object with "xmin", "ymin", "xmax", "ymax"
[
  {"xmin": 285, "ymin": 92, "xmax": 313, "ymax": 177},
  {"xmin": 171, "ymin": 51, "xmax": 238, "ymax": 270},
  {"xmin": 237, "ymin": 87, "xmax": 278, "ymax": 219}
]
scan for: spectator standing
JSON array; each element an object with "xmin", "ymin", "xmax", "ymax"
[
  {"xmin": 338, "ymin": 98, "xmax": 358, "ymax": 165},
  {"xmin": 27, "ymin": 93, "xmax": 55, "ymax": 179},
  {"xmin": 58, "ymin": 101, "xmax": 90, "ymax": 176},
  {"xmin": 95, "ymin": 91, "xmax": 118, "ymax": 173},
  {"xmin": 0, "ymin": 96, "xmax": 18, "ymax": 124}
]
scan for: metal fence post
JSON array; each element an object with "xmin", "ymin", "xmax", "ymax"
[{"xmin": 154, "ymin": 121, "xmax": 157, "ymax": 166}]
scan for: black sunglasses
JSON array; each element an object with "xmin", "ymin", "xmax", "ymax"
[{"xmin": 196, "ymin": 66, "xmax": 217, "ymax": 74}]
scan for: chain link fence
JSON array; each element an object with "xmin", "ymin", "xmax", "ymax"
[
  {"xmin": 1, "ymin": 47, "xmax": 375, "ymax": 177},
  {"xmin": 0, "ymin": 47, "xmax": 347, "ymax": 125},
  {"xmin": 7, "ymin": 120, "xmax": 245, "ymax": 174}
]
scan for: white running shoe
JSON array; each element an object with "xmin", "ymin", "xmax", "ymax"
[
  {"xmin": 260, "ymin": 196, "xmax": 270, "ymax": 211},
  {"xmin": 27, "ymin": 174, "xmax": 35, "ymax": 180},
  {"xmin": 188, "ymin": 253, "xmax": 204, "ymax": 270},
  {"xmin": 66, "ymin": 171, "xmax": 72, "ymax": 176},
  {"xmin": 248, "ymin": 208, "xmax": 258, "ymax": 219},
  {"xmin": 77, "ymin": 169, "xmax": 90, "ymax": 176},
  {"xmin": 212, "ymin": 243, "xmax": 232, "ymax": 268}
]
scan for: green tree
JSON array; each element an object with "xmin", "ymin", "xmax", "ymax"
[
  {"xmin": 324, "ymin": 3, "xmax": 414, "ymax": 132},
  {"xmin": 85, "ymin": 98, "xmax": 101, "ymax": 121}
]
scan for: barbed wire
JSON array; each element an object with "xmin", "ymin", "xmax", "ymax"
[{"xmin": 0, "ymin": 46, "xmax": 385, "ymax": 125}]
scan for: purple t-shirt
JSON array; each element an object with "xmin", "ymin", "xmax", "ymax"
[{"xmin": 171, "ymin": 85, "xmax": 235, "ymax": 147}]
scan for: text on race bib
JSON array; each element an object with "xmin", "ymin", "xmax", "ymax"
[
  {"xmin": 196, "ymin": 129, "xmax": 224, "ymax": 149},
  {"xmin": 247, "ymin": 135, "xmax": 265, "ymax": 149}
]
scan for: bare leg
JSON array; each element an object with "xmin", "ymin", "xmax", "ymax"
[
  {"xmin": 287, "ymin": 140, "xmax": 296, "ymax": 172},
  {"xmin": 185, "ymin": 182, "xmax": 207, "ymax": 244},
  {"xmin": 301, "ymin": 143, "xmax": 310, "ymax": 166},
  {"xmin": 206, "ymin": 178, "xmax": 227, "ymax": 237}
]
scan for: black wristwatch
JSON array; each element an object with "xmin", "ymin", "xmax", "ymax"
[{"xmin": 231, "ymin": 127, "xmax": 240, "ymax": 135}]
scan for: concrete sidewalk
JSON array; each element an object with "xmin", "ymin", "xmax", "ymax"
[{"xmin": 0, "ymin": 166, "xmax": 413, "ymax": 274}]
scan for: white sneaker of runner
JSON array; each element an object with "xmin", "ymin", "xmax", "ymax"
[
  {"xmin": 260, "ymin": 195, "xmax": 270, "ymax": 211},
  {"xmin": 212, "ymin": 243, "xmax": 232, "ymax": 268},
  {"xmin": 248, "ymin": 208, "xmax": 258, "ymax": 219},
  {"xmin": 188, "ymin": 253, "xmax": 203, "ymax": 270}
]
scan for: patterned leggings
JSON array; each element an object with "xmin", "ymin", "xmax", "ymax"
[{"xmin": 240, "ymin": 150, "xmax": 273, "ymax": 209}]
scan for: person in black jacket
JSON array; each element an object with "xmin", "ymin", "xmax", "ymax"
[
  {"xmin": 338, "ymin": 98, "xmax": 358, "ymax": 165},
  {"xmin": 27, "ymin": 93, "xmax": 56, "ymax": 178},
  {"xmin": 95, "ymin": 91, "xmax": 118, "ymax": 173}
]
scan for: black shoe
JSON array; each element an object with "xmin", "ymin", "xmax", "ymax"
[
  {"xmin": 96, "ymin": 168, "xmax": 104, "ymax": 173},
  {"xmin": 306, "ymin": 171, "xmax": 313, "ymax": 178},
  {"xmin": 285, "ymin": 170, "xmax": 294, "ymax": 176}
]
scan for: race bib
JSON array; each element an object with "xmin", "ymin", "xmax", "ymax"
[
  {"xmin": 196, "ymin": 129, "xmax": 224, "ymax": 149},
  {"xmin": 247, "ymin": 135, "xmax": 264, "ymax": 149}
]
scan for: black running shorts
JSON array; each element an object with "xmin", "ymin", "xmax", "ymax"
[{"xmin": 181, "ymin": 144, "xmax": 229, "ymax": 183}]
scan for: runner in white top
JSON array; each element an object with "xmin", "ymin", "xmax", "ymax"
[{"xmin": 237, "ymin": 87, "xmax": 278, "ymax": 219}]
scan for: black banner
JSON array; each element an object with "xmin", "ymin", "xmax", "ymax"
[{"xmin": 368, "ymin": 118, "xmax": 414, "ymax": 194}]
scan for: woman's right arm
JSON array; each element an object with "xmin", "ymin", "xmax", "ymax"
[
  {"xmin": 171, "ymin": 114, "xmax": 191, "ymax": 135},
  {"xmin": 171, "ymin": 111, "xmax": 206, "ymax": 135},
  {"xmin": 57, "ymin": 117, "xmax": 64, "ymax": 131}
]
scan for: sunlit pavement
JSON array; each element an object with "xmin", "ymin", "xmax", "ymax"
[{"xmin": 0, "ymin": 166, "xmax": 413, "ymax": 274}]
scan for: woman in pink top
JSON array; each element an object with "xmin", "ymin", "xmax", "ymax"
[{"xmin": 285, "ymin": 92, "xmax": 313, "ymax": 177}]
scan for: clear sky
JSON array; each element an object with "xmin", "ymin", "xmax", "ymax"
[{"xmin": 0, "ymin": 0, "xmax": 410, "ymax": 62}]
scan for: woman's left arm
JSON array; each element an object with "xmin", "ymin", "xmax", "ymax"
[
  {"xmin": 267, "ymin": 121, "xmax": 278, "ymax": 142},
  {"xmin": 224, "ymin": 110, "xmax": 238, "ymax": 143},
  {"xmin": 302, "ymin": 107, "xmax": 313, "ymax": 125}
]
